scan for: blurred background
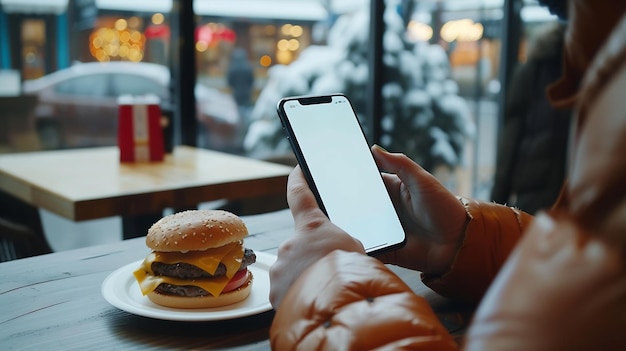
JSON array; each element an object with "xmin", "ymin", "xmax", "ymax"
[{"xmin": 0, "ymin": 0, "xmax": 561, "ymax": 250}]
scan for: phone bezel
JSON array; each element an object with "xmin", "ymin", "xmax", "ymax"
[{"xmin": 276, "ymin": 93, "xmax": 406, "ymax": 255}]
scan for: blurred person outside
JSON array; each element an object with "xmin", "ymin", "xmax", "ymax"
[
  {"xmin": 491, "ymin": 22, "xmax": 572, "ymax": 214},
  {"xmin": 227, "ymin": 48, "xmax": 255, "ymax": 142},
  {"xmin": 268, "ymin": 0, "xmax": 626, "ymax": 350}
]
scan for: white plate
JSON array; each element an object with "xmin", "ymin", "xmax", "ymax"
[{"xmin": 101, "ymin": 251, "xmax": 276, "ymax": 321}]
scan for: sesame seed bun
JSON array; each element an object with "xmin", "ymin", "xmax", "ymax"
[{"xmin": 145, "ymin": 209, "xmax": 249, "ymax": 252}]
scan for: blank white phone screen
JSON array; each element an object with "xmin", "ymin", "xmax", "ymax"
[{"xmin": 283, "ymin": 95, "xmax": 405, "ymax": 253}]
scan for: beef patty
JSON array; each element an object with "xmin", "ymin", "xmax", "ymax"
[{"xmin": 151, "ymin": 248, "xmax": 256, "ymax": 279}]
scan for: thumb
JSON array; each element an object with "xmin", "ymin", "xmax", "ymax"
[
  {"xmin": 286, "ymin": 165, "xmax": 327, "ymax": 222},
  {"xmin": 371, "ymin": 144, "xmax": 435, "ymax": 193}
]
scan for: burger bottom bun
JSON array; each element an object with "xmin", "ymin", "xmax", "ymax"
[{"xmin": 147, "ymin": 272, "xmax": 253, "ymax": 309}]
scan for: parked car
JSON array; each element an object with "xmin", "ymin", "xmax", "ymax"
[{"xmin": 22, "ymin": 61, "xmax": 241, "ymax": 151}]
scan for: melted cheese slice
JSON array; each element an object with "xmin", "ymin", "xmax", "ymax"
[{"xmin": 133, "ymin": 241, "xmax": 244, "ymax": 297}]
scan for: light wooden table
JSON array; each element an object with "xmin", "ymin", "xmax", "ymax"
[{"xmin": 0, "ymin": 146, "xmax": 293, "ymax": 239}]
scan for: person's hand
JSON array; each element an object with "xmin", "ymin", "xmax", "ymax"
[
  {"xmin": 371, "ymin": 145, "xmax": 467, "ymax": 276},
  {"xmin": 269, "ymin": 166, "xmax": 365, "ymax": 309}
]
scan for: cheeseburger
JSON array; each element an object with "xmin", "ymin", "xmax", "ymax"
[{"xmin": 133, "ymin": 209, "xmax": 256, "ymax": 308}]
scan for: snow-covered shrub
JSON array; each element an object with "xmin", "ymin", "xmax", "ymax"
[{"xmin": 244, "ymin": 3, "xmax": 474, "ymax": 172}]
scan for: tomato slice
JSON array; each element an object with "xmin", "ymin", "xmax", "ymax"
[{"xmin": 223, "ymin": 269, "xmax": 249, "ymax": 293}]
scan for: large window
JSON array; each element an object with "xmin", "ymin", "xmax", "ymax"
[{"xmin": 0, "ymin": 0, "xmax": 559, "ymax": 199}]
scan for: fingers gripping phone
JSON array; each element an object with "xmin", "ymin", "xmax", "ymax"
[{"xmin": 277, "ymin": 94, "xmax": 406, "ymax": 254}]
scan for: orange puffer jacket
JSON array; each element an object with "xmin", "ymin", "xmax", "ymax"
[{"xmin": 270, "ymin": 2, "xmax": 626, "ymax": 350}]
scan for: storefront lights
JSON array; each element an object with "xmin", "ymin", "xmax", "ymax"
[
  {"xmin": 277, "ymin": 38, "xmax": 300, "ymax": 52},
  {"xmin": 276, "ymin": 50, "xmax": 292, "ymax": 64},
  {"xmin": 407, "ymin": 20, "xmax": 433, "ymax": 42},
  {"xmin": 89, "ymin": 22, "xmax": 146, "ymax": 62},
  {"xmin": 277, "ymin": 39, "xmax": 289, "ymax": 51},
  {"xmin": 280, "ymin": 23, "xmax": 303, "ymax": 37},
  {"xmin": 289, "ymin": 25, "xmax": 303, "ymax": 37},
  {"xmin": 196, "ymin": 41, "xmax": 208, "ymax": 53},
  {"xmin": 440, "ymin": 19, "xmax": 484, "ymax": 42},
  {"xmin": 259, "ymin": 55, "xmax": 272, "ymax": 67},
  {"xmin": 287, "ymin": 39, "xmax": 300, "ymax": 51},
  {"xmin": 114, "ymin": 19, "xmax": 127, "ymax": 31},
  {"xmin": 152, "ymin": 13, "xmax": 165, "ymax": 25}
]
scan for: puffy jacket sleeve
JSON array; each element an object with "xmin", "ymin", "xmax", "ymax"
[
  {"xmin": 423, "ymin": 198, "xmax": 533, "ymax": 304},
  {"xmin": 269, "ymin": 199, "xmax": 533, "ymax": 351},
  {"xmin": 270, "ymin": 250, "xmax": 458, "ymax": 351}
]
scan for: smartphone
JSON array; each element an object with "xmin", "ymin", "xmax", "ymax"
[{"xmin": 277, "ymin": 93, "xmax": 406, "ymax": 254}]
